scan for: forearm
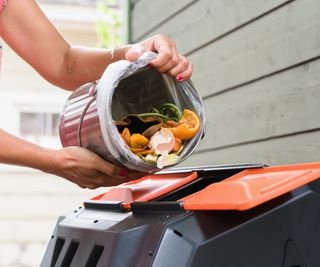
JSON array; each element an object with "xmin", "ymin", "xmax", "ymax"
[
  {"xmin": 0, "ymin": 129, "xmax": 137, "ymax": 188},
  {"xmin": 0, "ymin": 129, "xmax": 56, "ymax": 172},
  {"xmin": 0, "ymin": 0, "xmax": 192, "ymax": 91},
  {"xmin": 58, "ymin": 44, "xmax": 132, "ymax": 90},
  {"xmin": 0, "ymin": 0, "xmax": 131, "ymax": 91}
]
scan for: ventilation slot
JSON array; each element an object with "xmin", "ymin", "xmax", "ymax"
[
  {"xmin": 85, "ymin": 245, "xmax": 104, "ymax": 267},
  {"xmin": 173, "ymin": 229, "xmax": 183, "ymax": 237},
  {"xmin": 51, "ymin": 237, "xmax": 65, "ymax": 267},
  {"xmin": 61, "ymin": 240, "xmax": 80, "ymax": 267}
]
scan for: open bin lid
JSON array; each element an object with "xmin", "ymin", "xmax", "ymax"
[
  {"xmin": 89, "ymin": 172, "xmax": 198, "ymax": 209},
  {"xmin": 181, "ymin": 162, "xmax": 320, "ymax": 211}
]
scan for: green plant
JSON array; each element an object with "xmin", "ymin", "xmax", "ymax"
[{"xmin": 96, "ymin": 0, "xmax": 123, "ymax": 48}]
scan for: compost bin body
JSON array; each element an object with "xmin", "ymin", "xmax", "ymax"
[{"xmin": 40, "ymin": 163, "xmax": 320, "ymax": 267}]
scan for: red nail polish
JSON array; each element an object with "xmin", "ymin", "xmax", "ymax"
[
  {"xmin": 147, "ymin": 63, "xmax": 152, "ymax": 68},
  {"xmin": 119, "ymin": 169, "xmax": 128, "ymax": 177},
  {"xmin": 177, "ymin": 74, "xmax": 184, "ymax": 81}
]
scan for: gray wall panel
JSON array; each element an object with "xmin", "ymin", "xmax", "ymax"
[
  {"xmin": 197, "ymin": 58, "xmax": 320, "ymax": 151},
  {"xmin": 129, "ymin": 0, "xmax": 320, "ymax": 166},
  {"xmin": 133, "ymin": 0, "xmax": 289, "ymax": 55},
  {"xmin": 132, "ymin": 0, "xmax": 196, "ymax": 41},
  {"xmin": 180, "ymin": 130, "xmax": 320, "ymax": 167},
  {"xmin": 189, "ymin": 0, "xmax": 320, "ymax": 97}
]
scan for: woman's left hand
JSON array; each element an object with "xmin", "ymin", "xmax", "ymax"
[{"xmin": 125, "ymin": 34, "xmax": 193, "ymax": 81}]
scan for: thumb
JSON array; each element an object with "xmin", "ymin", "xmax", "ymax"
[
  {"xmin": 96, "ymin": 158, "xmax": 128, "ymax": 178},
  {"xmin": 125, "ymin": 45, "xmax": 144, "ymax": 61}
]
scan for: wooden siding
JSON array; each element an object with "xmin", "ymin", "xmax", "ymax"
[{"xmin": 130, "ymin": 0, "xmax": 320, "ymax": 166}]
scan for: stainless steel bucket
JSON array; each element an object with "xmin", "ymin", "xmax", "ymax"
[{"xmin": 59, "ymin": 57, "xmax": 205, "ymax": 172}]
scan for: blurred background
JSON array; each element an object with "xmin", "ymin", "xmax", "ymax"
[
  {"xmin": 0, "ymin": 0, "xmax": 125, "ymax": 266},
  {"xmin": 1, "ymin": 0, "xmax": 320, "ymax": 266}
]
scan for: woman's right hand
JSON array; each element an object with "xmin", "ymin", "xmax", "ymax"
[
  {"xmin": 47, "ymin": 146, "xmax": 144, "ymax": 189},
  {"xmin": 125, "ymin": 34, "xmax": 193, "ymax": 81}
]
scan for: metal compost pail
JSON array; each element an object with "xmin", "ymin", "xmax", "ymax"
[
  {"xmin": 59, "ymin": 57, "xmax": 205, "ymax": 173},
  {"xmin": 59, "ymin": 82, "xmax": 113, "ymax": 161}
]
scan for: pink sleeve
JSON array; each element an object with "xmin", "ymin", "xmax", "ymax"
[
  {"xmin": 0, "ymin": 44, "xmax": 2, "ymax": 71},
  {"xmin": 0, "ymin": 0, "xmax": 6, "ymax": 71},
  {"xmin": 0, "ymin": 0, "xmax": 7, "ymax": 11}
]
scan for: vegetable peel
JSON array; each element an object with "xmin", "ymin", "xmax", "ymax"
[{"xmin": 117, "ymin": 103, "xmax": 201, "ymax": 168}]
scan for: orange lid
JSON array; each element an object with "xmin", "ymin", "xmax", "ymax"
[
  {"xmin": 181, "ymin": 162, "xmax": 320, "ymax": 211},
  {"xmin": 90, "ymin": 172, "xmax": 198, "ymax": 210}
]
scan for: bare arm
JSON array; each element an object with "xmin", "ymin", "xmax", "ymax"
[
  {"xmin": 0, "ymin": 0, "xmax": 131, "ymax": 90},
  {"xmin": 0, "ymin": 129, "xmax": 142, "ymax": 188},
  {"xmin": 0, "ymin": 0, "xmax": 192, "ymax": 90}
]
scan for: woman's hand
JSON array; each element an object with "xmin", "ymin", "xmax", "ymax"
[
  {"xmin": 0, "ymin": 130, "xmax": 144, "ymax": 189},
  {"xmin": 47, "ymin": 147, "xmax": 144, "ymax": 189},
  {"xmin": 125, "ymin": 34, "xmax": 193, "ymax": 81}
]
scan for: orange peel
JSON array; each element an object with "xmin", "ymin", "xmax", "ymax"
[
  {"xmin": 172, "ymin": 138, "xmax": 182, "ymax": 153},
  {"xmin": 129, "ymin": 134, "xmax": 149, "ymax": 148},
  {"xmin": 121, "ymin": 128, "xmax": 131, "ymax": 145},
  {"xmin": 137, "ymin": 149, "xmax": 155, "ymax": 156},
  {"xmin": 129, "ymin": 147, "xmax": 145, "ymax": 153},
  {"xmin": 169, "ymin": 109, "xmax": 200, "ymax": 140}
]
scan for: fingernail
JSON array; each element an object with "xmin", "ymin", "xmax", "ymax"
[
  {"xmin": 147, "ymin": 63, "xmax": 152, "ymax": 68},
  {"xmin": 130, "ymin": 45, "xmax": 143, "ymax": 53},
  {"xmin": 119, "ymin": 168, "xmax": 128, "ymax": 177},
  {"xmin": 177, "ymin": 74, "xmax": 184, "ymax": 81},
  {"xmin": 129, "ymin": 46, "xmax": 143, "ymax": 57}
]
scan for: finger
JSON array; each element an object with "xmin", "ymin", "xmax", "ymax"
[
  {"xmin": 86, "ymin": 173, "xmax": 120, "ymax": 188},
  {"xmin": 95, "ymin": 157, "xmax": 125, "ymax": 178},
  {"xmin": 165, "ymin": 55, "xmax": 189, "ymax": 77},
  {"xmin": 77, "ymin": 175, "xmax": 100, "ymax": 189},
  {"xmin": 176, "ymin": 62, "xmax": 193, "ymax": 81},
  {"xmin": 149, "ymin": 41, "xmax": 173, "ymax": 68},
  {"xmin": 87, "ymin": 184, "xmax": 98, "ymax": 190},
  {"xmin": 125, "ymin": 45, "xmax": 144, "ymax": 61},
  {"xmin": 156, "ymin": 47, "xmax": 180, "ymax": 73},
  {"xmin": 78, "ymin": 184, "xmax": 87, "ymax": 189}
]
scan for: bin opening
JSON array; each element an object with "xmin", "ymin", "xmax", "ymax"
[{"xmin": 111, "ymin": 67, "xmax": 180, "ymax": 121}]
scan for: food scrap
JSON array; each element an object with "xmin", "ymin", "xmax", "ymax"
[{"xmin": 115, "ymin": 103, "xmax": 200, "ymax": 168}]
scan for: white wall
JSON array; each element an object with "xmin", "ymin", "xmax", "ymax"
[{"xmin": 0, "ymin": 2, "xmax": 108, "ymax": 266}]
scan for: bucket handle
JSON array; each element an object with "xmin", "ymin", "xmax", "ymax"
[{"xmin": 77, "ymin": 82, "xmax": 97, "ymax": 147}]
